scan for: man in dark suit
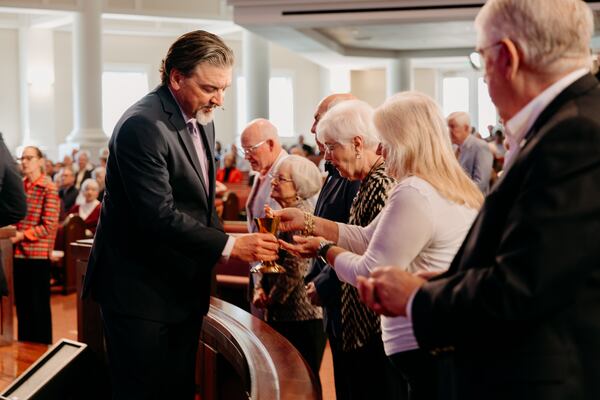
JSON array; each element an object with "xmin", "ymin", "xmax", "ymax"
[
  {"xmin": 358, "ymin": 1, "xmax": 600, "ymax": 399},
  {"xmin": 0, "ymin": 133, "xmax": 26, "ymax": 227},
  {"xmin": 83, "ymin": 30, "xmax": 278, "ymax": 400}
]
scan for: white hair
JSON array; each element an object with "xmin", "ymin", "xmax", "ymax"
[
  {"xmin": 316, "ymin": 99, "xmax": 379, "ymax": 151},
  {"xmin": 80, "ymin": 178, "xmax": 99, "ymax": 193},
  {"xmin": 447, "ymin": 111, "xmax": 471, "ymax": 128},
  {"xmin": 475, "ymin": 0, "xmax": 594, "ymax": 74},
  {"xmin": 76, "ymin": 150, "xmax": 91, "ymax": 161},
  {"xmin": 92, "ymin": 166, "xmax": 105, "ymax": 179},
  {"xmin": 280, "ymin": 155, "xmax": 322, "ymax": 200}
]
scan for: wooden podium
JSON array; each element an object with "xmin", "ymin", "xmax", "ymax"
[{"xmin": 70, "ymin": 239, "xmax": 322, "ymax": 400}]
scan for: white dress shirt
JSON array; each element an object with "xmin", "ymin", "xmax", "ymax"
[{"xmin": 503, "ymin": 68, "xmax": 588, "ymax": 170}]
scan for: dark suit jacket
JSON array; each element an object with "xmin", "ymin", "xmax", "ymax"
[
  {"xmin": 0, "ymin": 133, "xmax": 26, "ymax": 226},
  {"xmin": 306, "ymin": 163, "xmax": 360, "ymax": 337},
  {"xmin": 413, "ymin": 74, "xmax": 600, "ymax": 400},
  {"xmin": 83, "ymin": 85, "xmax": 229, "ymax": 323}
]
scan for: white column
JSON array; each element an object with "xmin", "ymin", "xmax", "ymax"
[
  {"xmin": 63, "ymin": 0, "xmax": 107, "ymax": 162},
  {"xmin": 386, "ymin": 58, "xmax": 411, "ymax": 97},
  {"xmin": 18, "ymin": 22, "xmax": 58, "ymax": 159},
  {"xmin": 242, "ymin": 30, "xmax": 270, "ymax": 124}
]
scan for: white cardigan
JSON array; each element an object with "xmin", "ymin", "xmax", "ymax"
[{"xmin": 335, "ymin": 176, "xmax": 477, "ymax": 355}]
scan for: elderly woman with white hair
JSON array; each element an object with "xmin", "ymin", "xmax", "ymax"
[
  {"xmin": 67, "ymin": 178, "xmax": 101, "ymax": 235},
  {"xmin": 251, "ymin": 155, "xmax": 327, "ymax": 386},
  {"xmin": 274, "ymin": 92, "xmax": 484, "ymax": 399},
  {"xmin": 315, "ymin": 99, "xmax": 404, "ymax": 399}
]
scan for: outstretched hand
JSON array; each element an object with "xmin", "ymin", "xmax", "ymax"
[
  {"xmin": 230, "ymin": 233, "xmax": 279, "ymax": 263},
  {"xmin": 270, "ymin": 208, "xmax": 305, "ymax": 232},
  {"xmin": 278, "ymin": 235, "xmax": 323, "ymax": 258}
]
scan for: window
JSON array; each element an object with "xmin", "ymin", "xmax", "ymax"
[
  {"xmin": 102, "ymin": 70, "xmax": 149, "ymax": 136},
  {"xmin": 269, "ymin": 76, "xmax": 294, "ymax": 137},
  {"xmin": 477, "ymin": 78, "xmax": 498, "ymax": 138},
  {"xmin": 236, "ymin": 75, "xmax": 295, "ymax": 138},
  {"xmin": 442, "ymin": 77, "xmax": 469, "ymax": 117}
]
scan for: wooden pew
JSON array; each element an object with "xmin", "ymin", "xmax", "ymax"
[
  {"xmin": 71, "ymin": 240, "xmax": 321, "ymax": 400},
  {"xmin": 0, "ymin": 227, "xmax": 15, "ymax": 345},
  {"xmin": 52, "ymin": 214, "xmax": 86, "ymax": 295}
]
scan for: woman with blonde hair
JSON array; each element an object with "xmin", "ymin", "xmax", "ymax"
[{"xmin": 273, "ymin": 91, "xmax": 482, "ymax": 399}]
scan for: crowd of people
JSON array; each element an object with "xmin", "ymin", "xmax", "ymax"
[{"xmin": 1, "ymin": 0, "xmax": 600, "ymax": 398}]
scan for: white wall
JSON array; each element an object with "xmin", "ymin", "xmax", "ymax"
[
  {"xmin": 351, "ymin": 68, "xmax": 386, "ymax": 108},
  {"xmin": 0, "ymin": 29, "xmax": 21, "ymax": 153}
]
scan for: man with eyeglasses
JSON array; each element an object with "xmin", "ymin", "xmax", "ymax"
[
  {"xmin": 83, "ymin": 31, "xmax": 279, "ymax": 400},
  {"xmin": 358, "ymin": 0, "xmax": 600, "ymax": 399},
  {"xmin": 241, "ymin": 118, "xmax": 288, "ymax": 232}
]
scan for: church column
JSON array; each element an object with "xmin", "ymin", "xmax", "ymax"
[
  {"xmin": 386, "ymin": 58, "xmax": 411, "ymax": 97},
  {"xmin": 62, "ymin": 0, "xmax": 107, "ymax": 162},
  {"xmin": 242, "ymin": 30, "xmax": 270, "ymax": 124}
]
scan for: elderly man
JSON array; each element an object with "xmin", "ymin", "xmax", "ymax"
[
  {"xmin": 241, "ymin": 118, "xmax": 287, "ymax": 231},
  {"xmin": 358, "ymin": 0, "xmax": 600, "ymax": 399},
  {"xmin": 74, "ymin": 150, "xmax": 93, "ymax": 190},
  {"xmin": 83, "ymin": 31, "xmax": 278, "ymax": 399},
  {"xmin": 58, "ymin": 166, "xmax": 78, "ymax": 220},
  {"xmin": 447, "ymin": 111, "xmax": 493, "ymax": 192}
]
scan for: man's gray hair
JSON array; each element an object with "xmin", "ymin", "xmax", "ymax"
[
  {"xmin": 475, "ymin": 0, "xmax": 594, "ymax": 74},
  {"xmin": 281, "ymin": 155, "xmax": 323, "ymax": 200},
  {"xmin": 316, "ymin": 99, "xmax": 379, "ymax": 150}
]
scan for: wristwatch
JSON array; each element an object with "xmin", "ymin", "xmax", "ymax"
[{"xmin": 317, "ymin": 240, "xmax": 336, "ymax": 264}]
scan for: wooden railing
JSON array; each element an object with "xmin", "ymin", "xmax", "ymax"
[{"xmin": 71, "ymin": 240, "xmax": 321, "ymax": 400}]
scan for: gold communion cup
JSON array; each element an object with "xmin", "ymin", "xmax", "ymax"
[{"xmin": 250, "ymin": 216, "xmax": 285, "ymax": 274}]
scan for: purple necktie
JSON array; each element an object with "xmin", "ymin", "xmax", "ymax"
[{"xmin": 187, "ymin": 121, "xmax": 210, "ymax": 191}]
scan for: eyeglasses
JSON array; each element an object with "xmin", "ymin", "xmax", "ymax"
[
  {"xmin": 269, "ymin": 173, "xmax": 294, "ymax": 184},
  {"xmin": 242, "ymin": 140, "xmax": 267, "ymax": 156},
  {"xmin": 19, "ymin": 155, "xmax": 39, "ymax": 162},
  {"xmin": 323, "ymin": 142, "xmax": 341, "ymax": 153},
  {"xmin": 470, "ymin": 41, "xmax": 503, "ymax": 71}
]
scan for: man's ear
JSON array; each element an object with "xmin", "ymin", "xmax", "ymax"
[
  {"xmin": 500, "ymin": 38, "xmax": 520, "ymax": 81},
  {"xmin": 170, "ymin": 69, "xmax": 183, "ymax": 90}
]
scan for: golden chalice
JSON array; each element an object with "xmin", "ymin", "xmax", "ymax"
[{"xmin": 250, "ymin": 216, "xmax": 285, "ymax": 274}]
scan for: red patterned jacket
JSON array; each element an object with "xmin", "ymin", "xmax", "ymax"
[{"xmin": 14, "ymin": 174, "xmax": 60, "ymax": 259}]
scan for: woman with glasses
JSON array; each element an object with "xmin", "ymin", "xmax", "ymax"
[
  {"xmin": 12, "ymin": 146, "xmax": 60, "ymax": 344},
  {"xmin": 251, "ymin": 155, "xmax": 327, "ymax": 387},
  {"xmin": 274, "ymin": 92, "xmax": 483, "ymax": 399},
  {"xmin": 312, "ymin": 99, "xmax": 405, "ymax": 399}
]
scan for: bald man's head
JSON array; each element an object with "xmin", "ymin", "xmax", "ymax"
[
  {"xmin": 241, "ymin": 118, "xmax": 282, "ymax": 175},
  {"xmin": 311, "ymin": 93, "xmax": 356, "ymax": 135}
]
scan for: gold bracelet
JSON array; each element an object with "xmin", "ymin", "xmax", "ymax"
[{"xmin": 303, "ymin": 212, "xmax": 315, "ymax": 236}]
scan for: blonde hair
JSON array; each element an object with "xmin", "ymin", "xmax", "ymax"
[
  {"xmin": 475, "ymin": 0, "xmax": 593, "ymax": 75},
  {"xmin": 374, "ymin": 91, "xmax": 483, "ymax": 209}
]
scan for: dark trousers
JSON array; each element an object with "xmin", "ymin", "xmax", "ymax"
[
  {"xmin": 100, "ymin": 307, "xmax": 202, "ymax": 400},
  {"xmin": 269, "ymin": 319, "xmax": 327, "ymax": 386},
  {"xmin": 389, "ymin": 349, "xmax": 439, "ymax": 400},
  {"xmin": 14, "ymin": 258, "xmax": 52, "ymax": 344},
  {"xmin": 330, "ymin": 332, "xmax": 408, "ymax": 400}
]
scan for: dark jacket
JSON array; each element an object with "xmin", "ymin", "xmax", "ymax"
[
  {"xmin": 413, "ymin": 74, "xmax": 600, "ymax": 399},
  {"xmin": 0, "ymin": 133, "xmax": 26, "ymax": 226},
  {"xmin": 306, "ymin": 162, "xmax": 360, "ymax": 336},
  {"xmin": 83, "ymin": 85, "xmax": 228, "ymax": 323}
]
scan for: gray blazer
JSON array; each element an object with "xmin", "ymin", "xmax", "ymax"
[{"xmin": 458, "ymin": 134, "xmax": 493, "ymax": 193}]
